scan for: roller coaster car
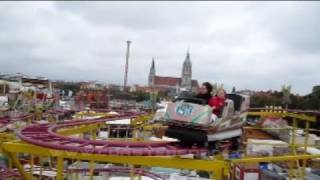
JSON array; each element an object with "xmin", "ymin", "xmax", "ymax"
[{"xmin": 164, "ymin": 93, "xmax": 250, "ymax": 145}]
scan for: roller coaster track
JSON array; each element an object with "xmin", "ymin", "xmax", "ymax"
[
  {"xmin": 14, "ymin": 108, "xmax": 320, "ymax": 157},
  {"xmin": 0, "ymin": 166, "xmax": 165, "ymax": 180},
  {"xmin": 248, "ymin": 108, "xmax": 320, "ymax": 121},
  {"xmin": 0, "ymin": 168, "xmax": 22, "ymax": 180},
  {"xmin": 17, "ymin": 112, "xmax": 208, "ymax": 156},
  {"xmin": 66, "ymin": 166, "xmax": 165, "ymax": 180},
  {"xmin": 0, "ymin": 113, "xmax": 33, "ymax": 130},
  {"xmin": 249, "ymin": 108, "xmax": 320, "ymax": 114},
  {"xmin": 3, "ymin": 108, "xmax": 320, "ymax": 180}
]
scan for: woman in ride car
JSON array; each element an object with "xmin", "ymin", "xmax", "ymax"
[{"xmin": 195, "ymin": 82, "xmax": 213, "ymax": 104}]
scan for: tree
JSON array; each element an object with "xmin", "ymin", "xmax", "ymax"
[
  {"xmin": 303, "ymin": 89, "xmax": 320, "ymax": 110},
  {"xmin": 281, "ymin": 85, "xmax": 292, "ymax": 109},
  {"xmin": 250, "ymin": 92, "xmax": 282, "ymax": 108},
  {"xmin": 133, "ymin": 91, "xmax": 149, "ymax": 102}
]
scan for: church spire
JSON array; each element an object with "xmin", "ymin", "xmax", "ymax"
[
  {"xmin": 151, "ymin": 58, "xmax": 155, "ymax": 72},
  {"xmin": 181, "ymin": 50, "xmax": 192, "ymax": 90},
  {"xmin": 148, "ymin": 58, "xmax": 156, "ymax": 87},
  {"xmin": 186, "ymin": 48, "xmax": 190, "ymax": 61}
]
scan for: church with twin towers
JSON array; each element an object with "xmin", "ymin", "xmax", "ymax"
[{"xmin": 148, "ymin": 51, "xmax": 199, "ymax": 93}]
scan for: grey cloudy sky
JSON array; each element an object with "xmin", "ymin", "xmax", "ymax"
[{"xmin": 0, "ymin": 1, "xmax": 319, "ymax": 95}]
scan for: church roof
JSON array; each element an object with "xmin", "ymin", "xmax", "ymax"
[
  {"xmin": 154, "ymin": 76, "xmax": 198, "ymax": 87},
  {"xmin": 154, "ymin": 76, "xmax": 180, "ymax": 86}
]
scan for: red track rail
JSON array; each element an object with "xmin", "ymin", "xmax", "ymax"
[
  {"xmin": 0, "ymin": 113, "xmax": 32, "ymax": 129},
  {"xmin": 18, "ymin": 112, "xmax": 208, "ymax": 156},
  {"xmin": 0, "ymin": 167, "xmax": 22, "ymax": 180},
  {"xmin": 66, "ymin": 167, "xmax": 164, "ymax": 180},
  {"xmin": 0, "ymin": 166, "xmax": 165, "ymax": 180}
]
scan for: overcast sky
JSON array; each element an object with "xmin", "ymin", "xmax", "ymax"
[{"xmin": 0, "ymin": 2, "xmax": 319, "ymax": 95}]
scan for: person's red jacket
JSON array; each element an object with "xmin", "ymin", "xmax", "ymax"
[{"xmin": 208, "ymin": 96, "xmax": 225, "ymax": 116}]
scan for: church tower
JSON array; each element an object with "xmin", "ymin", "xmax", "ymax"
[
  {"xmin": 148, "ymin": 58, "xmax": 156, "ymax": 87},
  {"xmin": 181, "ymin": 50, "xmax": 192, "ymax": 90}
]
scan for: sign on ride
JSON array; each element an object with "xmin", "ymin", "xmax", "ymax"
[
  {"xmin": 164, "ymin": 102, "xmax": 212, "ymax": 126},
  {"xmin": 175, "ymin": 103, "xmax": 194, "ymax": 117}
]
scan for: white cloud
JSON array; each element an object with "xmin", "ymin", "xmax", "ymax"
[{"xmin": 0, "ymin": 1, "xmax": 319, "ymax": 95}]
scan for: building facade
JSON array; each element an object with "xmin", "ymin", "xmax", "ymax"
[{"xmin": 148, "ymin": 51, "xmax": 198, "ymax": 94}]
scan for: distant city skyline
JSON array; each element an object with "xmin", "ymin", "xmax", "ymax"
[{"xmin": 0, "ymin": 2, "xmax": 319, "ymax": 95}]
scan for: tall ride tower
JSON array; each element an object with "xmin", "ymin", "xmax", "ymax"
[{"xmin": 123, "ymin": 40, "xmax": 131, "ymax": 91}]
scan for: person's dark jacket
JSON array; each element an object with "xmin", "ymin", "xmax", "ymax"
[{"xmin": 195, "ymin": 93, "xmax": 212, "ymax": 104}]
